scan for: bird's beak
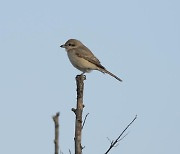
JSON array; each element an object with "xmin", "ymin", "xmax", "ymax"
[{"xmin": 60, "ymin": 44, "xmax": 65, "ymax": 48}]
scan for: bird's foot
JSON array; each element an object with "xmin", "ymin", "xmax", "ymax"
[{"xmin": 76, "ymin": 73, "xmax": 86, "ymax": 80}]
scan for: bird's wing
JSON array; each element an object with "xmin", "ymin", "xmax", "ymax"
[{"xmin": 75, "ymin": 46, "xmax": 105, "ymax": 70}]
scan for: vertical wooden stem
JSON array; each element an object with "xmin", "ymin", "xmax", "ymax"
[
  {"xmin": 73, "ymin": 75, "xmax": 86, "ymax": 154},
  {"xmin": 53, "ymin": 112, "xmax": 60, "ymax": 154}
]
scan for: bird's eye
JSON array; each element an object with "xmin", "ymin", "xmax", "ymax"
[{"xmin": 69, "ymin": 43, "xmax": 75, "ymax": 47}]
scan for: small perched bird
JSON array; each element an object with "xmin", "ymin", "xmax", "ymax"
[{"xmin": 60, "ymin": 39, "xmax": 122, "ymax": 82}]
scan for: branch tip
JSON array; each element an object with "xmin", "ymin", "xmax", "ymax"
[
  {"xmin": 52, "ymin": 112, "xmax": 60, "ymax": 154},
  {"xmin": 71, "ymin": 108, "xmax": 76, "ymax": 114}
]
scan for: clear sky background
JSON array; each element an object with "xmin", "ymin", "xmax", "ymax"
[{"xmin": 0, "ymin": 0, "xmax": 180, "ymax": 154}]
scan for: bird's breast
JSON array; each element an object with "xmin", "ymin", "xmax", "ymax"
[{"xmin": 67, "ymin": 51, "xmax": 98, "ymax": 73}]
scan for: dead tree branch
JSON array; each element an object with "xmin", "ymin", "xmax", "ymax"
[
  {"xmin": 73, "ymin": 75, "xmax": 86, "ymax": 154},
  {"xmin": 53, "ymin": 112, "xmax": 60, "ymax": 154},
  {"xmin": 105, "ymin": 115, "xmax": 137, "ymax": 154}
]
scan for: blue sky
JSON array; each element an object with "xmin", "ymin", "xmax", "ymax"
[{"xmin": 0, "ymin": 0, "xmax": 180, "ymax": 154}]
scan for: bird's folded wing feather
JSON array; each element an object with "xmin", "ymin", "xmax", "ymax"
[{"xmin": 74, "ymin": 46, "xmax": 105, "ymax": 70}]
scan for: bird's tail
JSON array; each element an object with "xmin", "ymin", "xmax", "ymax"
[{"xmin": 99, "ymin": 68, "xmax": 123, "ymax": 82}]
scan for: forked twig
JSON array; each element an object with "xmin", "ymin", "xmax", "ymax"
[{"xmin": 105, "ymin": 115, "xmax": 137, "ymax": 154}]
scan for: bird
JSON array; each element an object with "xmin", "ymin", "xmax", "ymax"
[{"xmin": 60, "ymin": 39, "xmax": 122, "ymax": 82}]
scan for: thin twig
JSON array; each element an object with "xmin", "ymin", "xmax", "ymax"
[
  {"xmin": 105, "ymin": 115, "xmax": 137, "ymax": 154},
  {"xmin": 82, "ymin": 113, "xmax": 89, "ymax": 129}
]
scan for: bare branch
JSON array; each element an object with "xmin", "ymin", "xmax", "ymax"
[
  {"xmin": 73, "ymin": 75, "xmax": 86, "ymax": 154},
  {"xmin": 118, "ymin": 132, "xmax": 129, "ymax": 142},
  {"xmin": 82, "ymin": 113, "xmax": 89, "ymax": 129},
  {"xmin": 52, "ymin": 112, "xmax": 60, "ymax": 154},
  {"xmin": 105, "ymin": 115, "xmax": 137, "ymax": 154}
]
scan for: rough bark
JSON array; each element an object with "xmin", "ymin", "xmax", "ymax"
[{"xmin": 72, "ymin": 75, "xmax": 86, "ymax": 154}]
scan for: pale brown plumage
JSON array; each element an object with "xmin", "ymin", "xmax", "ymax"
[{"xmin": 60, "ymin": 39, "xmax": 122, "ymax": 82}]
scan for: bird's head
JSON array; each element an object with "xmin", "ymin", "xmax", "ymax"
[{"xmin": 60, "ymin": 39, "xmax": 83, "ymax": 50}]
